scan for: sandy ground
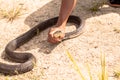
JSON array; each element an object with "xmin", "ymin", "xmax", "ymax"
[{"xmin": 0, "ymin": 0, "xmax": 120, "ymax": 80}]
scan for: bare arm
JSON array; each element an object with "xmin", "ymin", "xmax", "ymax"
[
  {"xmin": 48, "ymin": 0, "xmax": 77, "ymax": 43},
  {"xmin": 57, "ymin": 0, "xmax": 77, "ymax": 27}
]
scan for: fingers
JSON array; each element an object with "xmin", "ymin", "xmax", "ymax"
[
  {"xmin": 47, "ymin": 36, "xmax": 60, "ymax": 44},
  {"xmin": 48, "ymin": 31, "xmax": 64, "ymax": 43},
  {"xmin": 48, "ymin": 27, "xmax": 65, "ymax": 44}
]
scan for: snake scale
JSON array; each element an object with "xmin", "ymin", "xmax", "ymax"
[{"xmin": 0, "ymin": 15, "xmax": 84, "ymax": 75}]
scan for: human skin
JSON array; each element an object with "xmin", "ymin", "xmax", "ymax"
[{"xmin": 48, "ymin": 0, "xmax": 77, "ymax": 43}]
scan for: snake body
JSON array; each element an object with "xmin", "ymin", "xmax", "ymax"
[
  {"xmin": 0, "ymin": 15, "xmax": 84, "ymax": 75},
  {"xmin": 109, "ymin": 0, "xmax": 120, "ymax": 4}
]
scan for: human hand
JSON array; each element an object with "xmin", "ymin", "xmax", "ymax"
[{"xmin": 48, "ymin": 26, "xmax": 65, "ymax": 44}]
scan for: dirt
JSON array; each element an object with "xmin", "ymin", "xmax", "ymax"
[{"xmin": 0, "ymin": 0, "xmax": 120, "ymax": 80}]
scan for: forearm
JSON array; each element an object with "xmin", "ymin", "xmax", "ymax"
[
  {"xmin": 48, "ymin": 0, "xmax": 77, "ymax": 43},
  {"xmin": 56, "ymin": 0, "xmax": 77, "ymax": 27}
]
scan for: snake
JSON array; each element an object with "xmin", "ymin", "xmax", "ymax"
[
  {"xmin": 109, "ymin": 0, "xmax": 120, "ymax": 4},
  {"xmin": 0, "ymin": 15, "xmax": 84, "ymax": 75}
]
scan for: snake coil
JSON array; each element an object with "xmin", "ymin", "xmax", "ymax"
[{"xmin": 0, "ymin": 15, "xmax": 84, "ymax": 75}]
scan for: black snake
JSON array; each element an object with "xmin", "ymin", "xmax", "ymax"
[{"xmin": 0, "ymin": 15, "xmax": 84, "ymax": 75}]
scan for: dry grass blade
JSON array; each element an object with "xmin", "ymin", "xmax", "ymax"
[
  {"xmin": 101, "ymin": 53, "xmax": 105, "ymax": 80},
  {"xmin": 114, "ymin": 70, "xmax": 120, "ymax": 78},
  {"xmin": 89, "ymin": 0, "xmax": 106, "ymax": 12},
  {"xmin": 99, "ymin": 53, "xmax": 108, "ymax": 80},
  {"xmin": 66, "ymin": 50, "xmax": 86, "ymax": 80},
  {"xmin": 86, "ymin": 63, "xmax": 93, "ymax": 80},
  {"xmin": 0, "ymin": 4, "xmax": 23, "ymax": 22}
]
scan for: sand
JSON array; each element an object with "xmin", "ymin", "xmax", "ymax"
[{"xmin": 0, "ymin": 0, "xmax": 120, "ymax": 80}]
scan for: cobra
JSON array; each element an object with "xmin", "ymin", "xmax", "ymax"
[{"xmin": 0, "ymin": 15, "xmax": 84, "ymax": 75}]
